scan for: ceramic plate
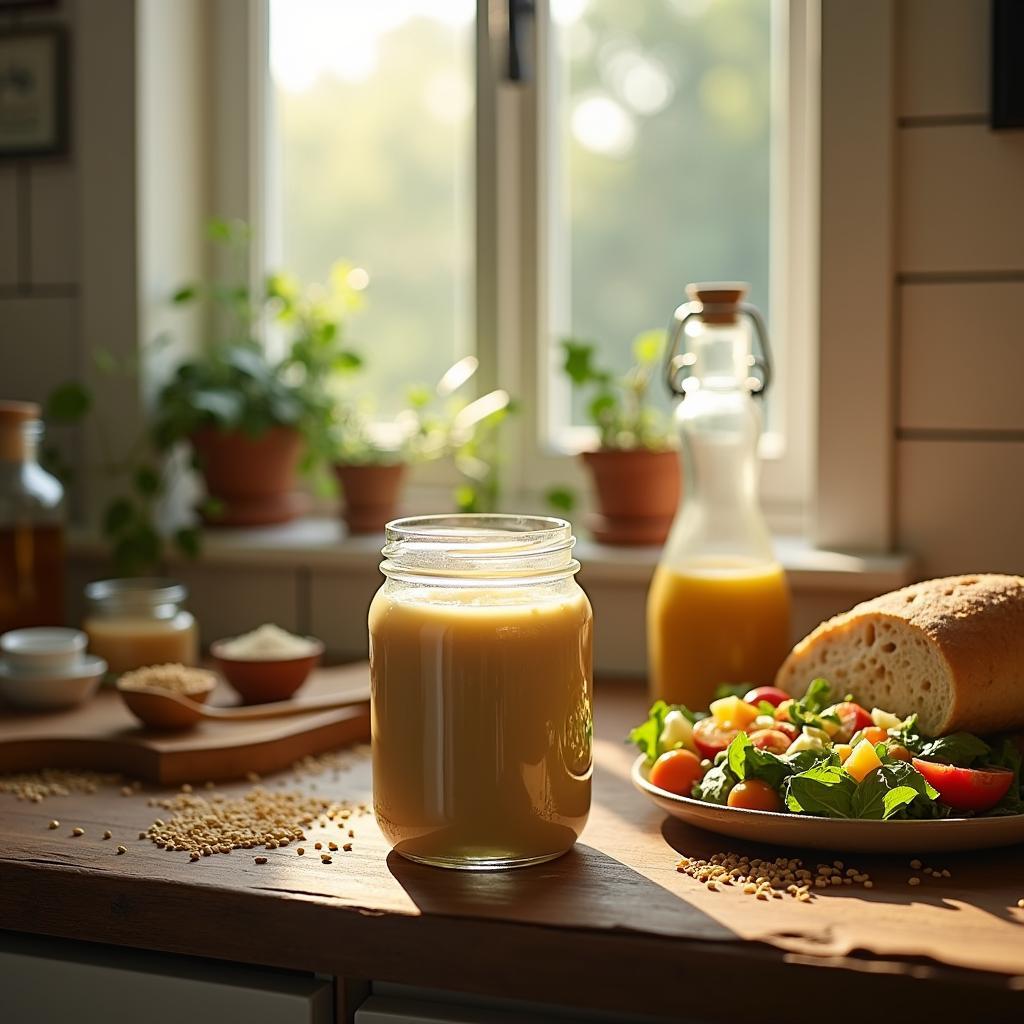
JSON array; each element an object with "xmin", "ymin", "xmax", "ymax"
[{"xmin": 632, "ymin": 755, "xmax": 1024, "ymax": 853}]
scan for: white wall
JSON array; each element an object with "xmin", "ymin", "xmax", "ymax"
[{"xmin": 894, "ymin": 0, "xmax": 1024, "ymax": 576}]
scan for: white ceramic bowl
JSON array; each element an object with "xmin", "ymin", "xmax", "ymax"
[
  {"xmin": 0, "ymin": 627, "xmax": 88, "ymax": 675},
  {"xmin": 0, "ymin": 654, "xmax": 107, "ymax": 710}
]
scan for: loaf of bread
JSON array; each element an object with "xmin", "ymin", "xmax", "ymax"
[{"xmin": 775, "ymin": 574, "xmax": 1024, "ymax": 735}]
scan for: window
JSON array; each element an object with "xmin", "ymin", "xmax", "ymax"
[
  {"xmin": 268, "ymin": 0, "xmax": 475, "ymax": 417},
  {"xmin": 547, "ymin": 0, "xmax": 772, "ymax": 440},
  {"xmin": 260, "ymin": 0, "xmax": 813, "ymax": 520}
]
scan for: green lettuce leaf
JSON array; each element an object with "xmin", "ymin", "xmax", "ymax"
[
  {"xmin": 726, "ymin": 732, "xmax": 793, "ymax": 790},
  {"xmin": 851, "ymin": 761, "xmax": 941, "ymax": 820},
  {"xmin": 918, "ymin": 732, "xmax": 991, "ymax": 767},
  {"xmin": 693, "ymin": 762, "xmax": 736, "ymax": 805},
  {"xmin": 785, "ymin": 764, "xmax": 856, "ymax": 817},
  {"xmin": 627, "ymin": 701, "xmax": 698, "ymax": 765},
  {"xmin": 786, "ymin": 678, "xmax": 841, "ymax": 731},
  {"xmin": 627, "ymin": 701, "xmax": 671, "ymax": 765}
]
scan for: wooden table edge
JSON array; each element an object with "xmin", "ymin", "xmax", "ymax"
[{"xmin": 1, "ymin": 856, "xmax": 1021, "ymax": 1020}]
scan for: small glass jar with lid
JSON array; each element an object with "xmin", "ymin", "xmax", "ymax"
[
  {"xmin": 0, "ymin": 400, "xmax": 65, "ymax": 632},
  {"xmin": 369, "ymin": 514, "xmax": 593, "ymax": 870},
  {"xmin": 83, "ymin": 578, "xmax": 198, "ymax": 675}
]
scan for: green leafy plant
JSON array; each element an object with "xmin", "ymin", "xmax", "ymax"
[
  {"xmin": 330, "ymin": 354, "xmax": 515, "ymax": 513},
  {"xmin": 154, "ymin": 221, "xmax": 365, "ymax": 495},
  {"xmin": 44, "ymin": 352, "xmax": 200, "ymax": 575},
  {"xmin": 561, "ymin": 329, "xmax": 673, "ymax": 451}
]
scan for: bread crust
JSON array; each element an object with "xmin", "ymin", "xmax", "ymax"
[{"xmin": 776, "ymin": 574, "xmax": 1024, "ymax": 735}]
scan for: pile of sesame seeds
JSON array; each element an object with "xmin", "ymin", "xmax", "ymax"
[
  {"xmin": 143, "ymin": 787, "xmax": 368, "ymax": 862},
  {"xmin": 0, "ymin": 769, "xmax": 121, "ymax": 802},
  {"xmin": 118, "ymin": 663, "xmax": 216, "ymax": 696},
  {"xmin": 289, "ymin": 745, "xmax": 370, "ymax": 779},
  {"xmin": 677, "ymin": 852, "xmax": 874, "ymax": 901}
]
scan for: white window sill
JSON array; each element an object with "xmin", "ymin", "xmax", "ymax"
[{"xmin": 68, "ymin": 517, "xmax": 915, "ymax": 596}]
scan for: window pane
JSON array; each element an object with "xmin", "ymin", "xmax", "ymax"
[
  {"xmin": 269, "ymin": 0, "xmax": 475, "ymax": 416},
  {"xmin": 550, "ymin": 0, "xmax": 773, "ymax": 432}
]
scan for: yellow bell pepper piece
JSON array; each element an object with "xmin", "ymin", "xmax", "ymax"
[
  {"xmin": 709, "ymin": 695, "xmax": 759, "ymax": 730},
  {"xmin": 844, "ymin": 738, "xmax": 882, "ymax": 783}
]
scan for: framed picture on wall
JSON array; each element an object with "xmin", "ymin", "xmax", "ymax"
[{"xmin": 0, "ymin": 26, "xmax": 69, "ymax": 158}]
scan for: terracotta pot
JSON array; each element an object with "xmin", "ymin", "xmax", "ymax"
[
  {"xmin": 581, "ymin": 448, "xmax": 682, "ymax": 546},
  {"xmin": 333, "ymin": 462, "xmax": 407, "ymax": 534},
  {"xmin": 190, "ymin": 426, "xmax": 309, "ymax": 527}
]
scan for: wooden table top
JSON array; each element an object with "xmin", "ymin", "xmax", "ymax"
[{"xmin": 1, "ymin": 673, "xmax": 1023, "ymax": 1020}]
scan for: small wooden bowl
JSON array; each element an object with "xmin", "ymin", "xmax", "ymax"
[
  {"xmin": 117, "ymin": 672, "xmax": 216, "ymax": 730},
  {"xmin": 210, "ymin": 639, "xmax": 324, "ymax": 705}
]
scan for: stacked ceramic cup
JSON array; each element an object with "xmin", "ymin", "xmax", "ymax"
[{"xmin": 0, "ymin": 628, "xmax": 107, "ymax": 710}]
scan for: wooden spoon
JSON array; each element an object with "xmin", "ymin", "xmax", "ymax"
[{"xmin": 119, "ymin": 685, "xmax": 369, "ymax": 731}]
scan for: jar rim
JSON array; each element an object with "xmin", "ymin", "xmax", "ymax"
[
  {"xmin": 381, "ymin": 514, "xmax": 579, "ymax": 583},
  {"xmin": 84, "ymin": 577, "xmax": 187, "ymax": 610}
]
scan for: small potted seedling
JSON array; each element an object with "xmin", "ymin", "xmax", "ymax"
[
  {"xmin": 560, "ymin": 330, "xmax": 680, "ymax": 545},
  {"xmin": 331, "ymin": 356, "xmax": 513, "ymax": 533}
]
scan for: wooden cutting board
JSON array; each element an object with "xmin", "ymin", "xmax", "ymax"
[{"xmin": 0, "ymin": 663, "xmax": 370, "ymax": 784}]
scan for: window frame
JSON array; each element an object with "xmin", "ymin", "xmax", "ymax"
[{"xmin": 236, "ymin": 0, "xmax": 820, "ymax": 530}]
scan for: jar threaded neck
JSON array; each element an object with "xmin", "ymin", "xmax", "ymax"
[{"xmin": 380, "ymin": 514, "xmax": 580, "ymax": 584}]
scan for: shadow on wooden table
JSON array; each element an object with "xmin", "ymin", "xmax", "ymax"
[{"xmin": 384, "ymin": 843, "xmax": 737, "ymax": 941}]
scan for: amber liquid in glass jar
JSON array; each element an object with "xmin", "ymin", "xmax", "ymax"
[
  {"xmin": 0, "ymin": 402, "xmax": 65, "ymax": 631},
  {"xmin": 370, "ymin": 515, "xmax": 593, "ymax": 870},
  {"xmin": 0, "ymin": 524, "xmax": 65, "ymax": 633}
]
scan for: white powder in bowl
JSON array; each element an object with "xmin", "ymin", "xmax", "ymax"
[{"xmin": 216, "ymin": 624, "xmax": 319, "ymax": 661}]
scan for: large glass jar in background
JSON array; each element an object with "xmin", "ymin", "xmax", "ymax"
[
  {"xmin": 83, "ymin": 579, "xmax": 198, "ymax": 675},
  {"xmin": 0, "ymin": 401, "xmax": 65, "ymax": 632},
  {"xmin": 369, "ymin": 514, "xmax": 593, "ymax": 870},
  {"xmin": 647, "ymin": 284, "xmax": 791, "ymax": 708}
]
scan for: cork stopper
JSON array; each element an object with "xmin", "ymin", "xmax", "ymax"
[
  {"xmin": 685, "ymin": 282, "xmax": 748, "ymax": 325},
  {"xmin": 0, "ymin": 400, "xmax": 41, "ymax": 461},
  {"xmin": 0, "ymin": 400, "xmax": 40, "ymax": 424}
]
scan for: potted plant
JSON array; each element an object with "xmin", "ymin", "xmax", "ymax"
[
  {"xmin": 157, "ymin": 221, "xmax": 364, "ymax": 527},
  {"xmin": 561, "ymin": 330, "xmax": 681, "ymax": 545},
  {"xmin": 329, "ymin": 355, "xmax": 513, "ymax": 533}
]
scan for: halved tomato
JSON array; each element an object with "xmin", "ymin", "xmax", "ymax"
[
  {"xmin": 773, "ymin": 720, "xmax": 799, "ymax": 743},
  {"xmin": 743, "ymin": 685, "xmax": 791, "ymax": 708},
  {"xmin": 911, "ymin": 758, "xmax": 1014, "ymax": 813},
  {"xmin": 693, "ymin": 717, "xmax": 738, "ymax": 759},
  {"xmin": 830, "ymin": 701, "xmax": 873, "ymax": 742},
  {"xmin": 749, "ymin": 729, "xmax": 792, "ymax": 755}
]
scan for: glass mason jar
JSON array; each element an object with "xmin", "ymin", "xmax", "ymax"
[
  {"xmin": 369, "ymin": 514, "xmax": 593, "ymax": 871},
  {"xmin": 83, "ymin": 578, "xmax": 198, "ymax": 675},
  {"xmin": 0, "ymin": 401, "xmax": 65, "ymax": 633},
  {"xmin": 647, "ymin": 283, "xmax": 791, "ymax": 708}
]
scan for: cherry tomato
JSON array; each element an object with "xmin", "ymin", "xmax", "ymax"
[
  {"xmin": 727, "ymin": 779, "xmax": 783, "ymax": 812},
  {"xmin": 773, "ymin": 720, "xmax": 799, "ymax": 743},
  {"xmin": 693, "ymin": 717, "xmax": 739, "ymax": 759},
  {"xmin": 831, "ymin": 701, "xmax": 873, "ymax": 741},
  {"xmin": 911, "ymin": 759, "xmax": 1014, "ymax": 812},
  {"xmin": 743, "ymin": 685, "xmax": 791, "ymax": 708},
  {"xmin": 649, "ymin": 749, "xmax": 704, "ymax": 797},
  {"xmin": 749, "ymin": 729, "xmax": 792, "ymax": 755}
]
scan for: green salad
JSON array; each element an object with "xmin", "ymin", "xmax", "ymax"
[{"xmin": 630, "ymin": 679, "xmax": 1023, "ymax": 820}]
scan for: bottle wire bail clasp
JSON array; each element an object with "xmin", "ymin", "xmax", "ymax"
[{"xmin": 664, "ymin": 298, "xmax": 773, "ymax": 400}]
